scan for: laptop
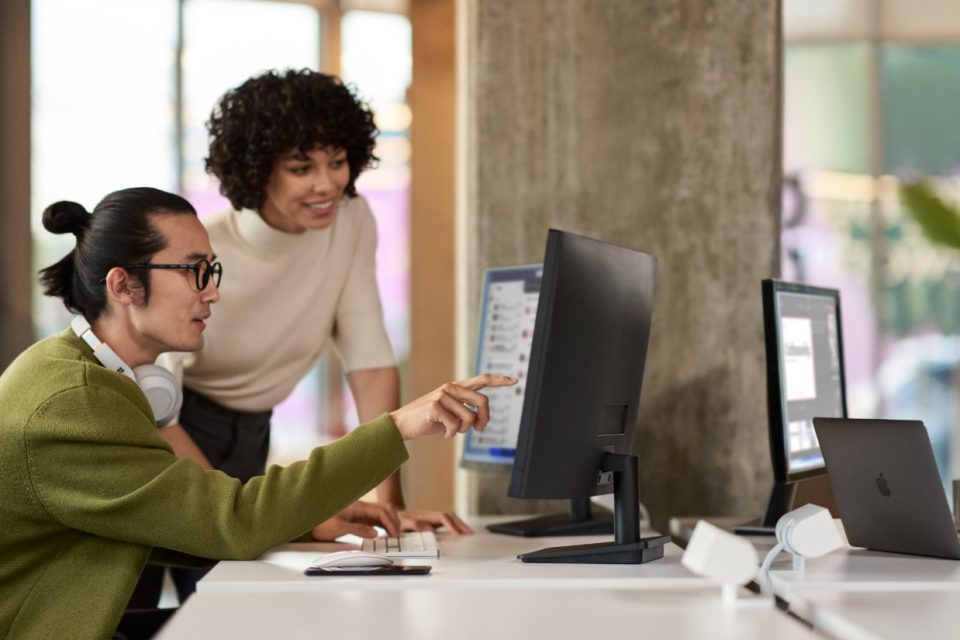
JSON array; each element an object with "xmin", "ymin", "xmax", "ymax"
[{"xmin": 813, "ymin": 417, "xmax": 960, "ymax": 560}]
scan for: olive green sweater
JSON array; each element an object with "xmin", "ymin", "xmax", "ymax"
[{"xmin": 0, "ymin": 330, "xmax": 408, "ymax": 639}]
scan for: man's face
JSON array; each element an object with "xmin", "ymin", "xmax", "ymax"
[
  {"xmin": 128, "ymin": 214, "xmax": 220, "ymax": 355},
  {"xmin": 260, "ymin": 145, "xmax": 351, "ymax": 233}
]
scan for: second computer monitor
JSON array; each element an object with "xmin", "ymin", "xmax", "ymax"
[
  {"xmin": 758, "ymin": 279, "xmax": 848, "ymax": 529},
  {"xmin": 461, "ymin": 265, "xmax": 542, "ymax": 468}
]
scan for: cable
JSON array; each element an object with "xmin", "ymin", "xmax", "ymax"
[{"xmin": 757, "ymin": 541, "xmax": 785, "ymax": 596}]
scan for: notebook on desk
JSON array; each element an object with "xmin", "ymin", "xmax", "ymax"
[{"xmin": 813, "ymin": 417, "xmax": 960, "ymax": 560}]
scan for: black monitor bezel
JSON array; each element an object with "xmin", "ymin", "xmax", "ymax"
[{"xmin": 763, "ymin": 279, "xmax": 848, "ymax": 483}]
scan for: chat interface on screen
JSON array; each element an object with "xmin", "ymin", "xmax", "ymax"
[
  {"xmin": 777, "ymin": 290, "xmax": 844, "ymax": 474},
  {"xmin": 462, "ymin": 266, "xmax": 541, "ymax": 465}
]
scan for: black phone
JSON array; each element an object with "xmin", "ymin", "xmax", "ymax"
[{"xmin": 304, "ymin": 565, "xmax": 432, "ymax": 576}]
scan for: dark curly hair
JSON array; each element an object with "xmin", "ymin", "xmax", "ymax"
[{"xmin": 205, "ymin": 69, "xmax": 379, "ymax": 211}]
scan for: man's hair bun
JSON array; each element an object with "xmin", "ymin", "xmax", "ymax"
[{"xmin": 41, "ymin": 201, "xmax": 90, "ymax": 237}]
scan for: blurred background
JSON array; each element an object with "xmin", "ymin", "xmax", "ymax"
[
  {"xmin": 783, "ymin": 0, "xmax": 960, "ymax": 492},
  {"xmin": 29, "ymin": 0, "xmax": 414, "ymax": 466},
  {"xmin": 5, "ymin": 0, "xmax": 960, "ymax": 514}
]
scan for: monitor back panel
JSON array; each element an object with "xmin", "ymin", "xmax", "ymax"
[
  {"xmin": 509, "ymin": 230, "xmax": 656, "ymax": 499},
  {"xmin": 814, "ymin": 417, "xmax": 960, "ymax": 560}
]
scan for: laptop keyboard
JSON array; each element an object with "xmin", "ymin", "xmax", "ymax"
[{"xmin": 361, "ymin": 531, "xmax": 440, "ymax": 558}]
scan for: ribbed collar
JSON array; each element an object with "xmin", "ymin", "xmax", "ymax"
[{"xmin": 233, "ymin": 207, "xmax": 333, "ymax": 259}]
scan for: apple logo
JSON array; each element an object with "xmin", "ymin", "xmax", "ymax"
[{"xmin": 876, "ymin": 472, "xmax": 891, "ymax": 497}]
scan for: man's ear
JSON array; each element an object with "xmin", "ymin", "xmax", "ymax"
[{"xmin": 103, "ymin": 267, "xmax": 142, "ymax": 307}]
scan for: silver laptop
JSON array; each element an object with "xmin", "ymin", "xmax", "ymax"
[{"xmin": 813, "ymin": 417, "xmax": 960, "ymax": 560}]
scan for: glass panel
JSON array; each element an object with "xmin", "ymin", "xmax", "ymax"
[
  {"xmin": 31, "ymin": 0, "xmax": 178, "ymax": 338},
  {"xmin": 783, "ymin": 0, "xmax": 873, "ymax": 42},
  {"xmin": 882, "ymin": 46, "xmax": 960, "ymax": 176},
  {"xmin": 783, "ymin": 44, "xmax": 870, "ymax": 175},
  {"xmin": 182, "ymin": 0, "xmax": 321, "ymax": 217},
  {"xmin": 338, "ymin": 10, "xmax": 413, "ymax": 431},
  {"xmin": 880, "ymin": 193, "xmax": 960, "ymax": 480}
]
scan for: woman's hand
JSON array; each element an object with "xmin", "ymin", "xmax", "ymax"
[
  {"xmin": 388, "ymin": 374, "xmax": 516, "ymax": 441},
  {"xmin": 400, "ymin": 509, "xmax": 473, "ymax": 534},
  {"xmin": 310, "ymin": 500, "xmax": 402, "ymax": 540}
]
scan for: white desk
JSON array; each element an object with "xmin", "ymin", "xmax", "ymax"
[
  {"xmin": 769, "ymin": 549, "xmax": 960, "ymax": 598},
  {"xmin": 778, "ymin": 589, "xmax": 960, "ymax": 640},
  {"xmin": 768, "ymin": 549, "xmax": 960, "ymax": 640},
  {"xmin": 158, "ymin": 588, "xmax": 817, "ymax": 640},
  {"xmin": 198, "ymin": 523, "xmax": 715, "ymax": 593},
  {"xmin": 159, "ymin": 518, "xmax": 825, "ymax": 639}
]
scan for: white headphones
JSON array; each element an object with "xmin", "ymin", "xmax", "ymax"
[{"xmin": 71, "ymin": 315, "xmax": 182, "ymax": 427}]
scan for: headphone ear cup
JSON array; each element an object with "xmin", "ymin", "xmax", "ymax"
[{"xmin": 133, "ymin": 364, "xmax": 182, "ymax": 427}]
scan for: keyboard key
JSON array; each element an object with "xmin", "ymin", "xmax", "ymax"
[{"xmin": 361, "ymin": 531, "xmax": 439, "ymax": 558}]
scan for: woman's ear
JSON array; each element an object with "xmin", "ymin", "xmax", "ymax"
[{"xmin": 103, "ymin": 267, "xmax": 144, "ymax": 307}]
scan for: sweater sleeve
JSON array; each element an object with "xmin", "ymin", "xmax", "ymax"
[
  {"xmin": 330, "ymin": 199, "xmax": 397, "ymax": 372},
  {"xmin": 24, "ymin": 384, "xmax": 407, "ymax": 560}
]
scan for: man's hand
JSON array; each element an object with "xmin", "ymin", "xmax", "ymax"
[
  {"xmin": 389, "ymin": 374, "xmax": 517, "ymax": 441},
  {"xmin": 310, "ymin": 500, "xmax": 401, "ymax": 540},
  {"xmin": 400, "ymin": 509, "xmax": 473, "ymax": 535}
]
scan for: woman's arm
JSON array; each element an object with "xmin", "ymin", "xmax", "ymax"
[
  {"xmin": 158, "ymin": 422, "xmax": 213, "ymax": 470},
  {"xmin": 346, "ymin": 366, "xmax": 404, "ymax": 506},
  {"xmin": 346, "ymin": 365, "xmax": 473, "ymax": 534}
]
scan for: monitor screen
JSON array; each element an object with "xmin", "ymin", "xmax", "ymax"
[
  {"xmin": 461, "ymin": 265, "xmax": 542, "ymax": 467},
  {"xmin": 765, "ymin": 280, "xmax": 848, "ymax": 481}
]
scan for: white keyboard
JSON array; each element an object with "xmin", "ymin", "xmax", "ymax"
[{"xmin": 361, "ymin": 531, "xmax": 440, "ymax": 558}]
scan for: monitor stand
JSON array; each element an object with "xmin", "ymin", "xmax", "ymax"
[
  {"xmin": 486, "ymin": 497, "xmax": 613, "ymax": 537},
  {"xmin": 733, "ymin": 480, "xmax": 797, "ymax": 536},
  {"xmin": 517, "ymin": 453, "xmax": 669, "ymax": 564}
]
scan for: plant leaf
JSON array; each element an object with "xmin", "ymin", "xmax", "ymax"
[{"xmin": 900, "ymin": 181, "xmax": 960, "ymax": 251}]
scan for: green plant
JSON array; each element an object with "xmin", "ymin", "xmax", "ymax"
[{"xmin": 900, "ymin": 181, "xmax": 960, "ymax": 251}]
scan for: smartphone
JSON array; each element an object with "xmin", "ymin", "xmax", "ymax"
[{"xmin": 304, "ymin": 565, "xmax": 432, "ymax": 576}]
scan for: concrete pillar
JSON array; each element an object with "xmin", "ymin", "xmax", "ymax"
[{"xmin": 459, "ymin": 0, "xmax": 782, "ymax": 531}]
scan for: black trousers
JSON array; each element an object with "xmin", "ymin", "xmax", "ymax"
[{"xmin": 128, "ymin": 388, "xmax": 273, "ymax": 613}]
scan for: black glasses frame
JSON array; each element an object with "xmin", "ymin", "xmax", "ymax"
[{"xmin": 122, "ymin": 259, "xmax": 223, "ymax": 291}]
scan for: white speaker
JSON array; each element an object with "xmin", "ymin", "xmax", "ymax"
[
  {"xmin": 775, "ymin": 503, "xmax": 845, "ymax": 559},
  {"xmin": 759, "ymin": 503, "xmax": 846, "ymax": 595},
  {"xmin": 71, "ymin": 316, "xmax": 182, "ymax": 426},
  {"xmin": 682, "ymin": 520, "xmax": 759, "ymax": 586}
]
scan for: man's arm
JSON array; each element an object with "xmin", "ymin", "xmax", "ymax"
[{"xmin": 346, "ymin": 366, "xmax": 473, "ymax": 534}]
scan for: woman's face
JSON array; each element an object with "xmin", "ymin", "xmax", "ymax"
[{"xmin": 260, "ymin": 145, "xmax": 351, "ymax": 233}]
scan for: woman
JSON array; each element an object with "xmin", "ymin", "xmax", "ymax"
[
  {"xmin": 159, "ymin": 69, "xmax": 469, "ymax": 536},
  {"xmin": 0, "ymin": 187, "xmax": 511, "ymax": 639}
]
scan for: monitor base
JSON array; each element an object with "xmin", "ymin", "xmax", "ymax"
[
  {"xmin": 486, "ymin": 498, "xmax": 613, "ymax": 537},
  {"xmin": 518, "ymin": 535, "xmax": 669, "ymax": 564},
  {"xmin": 517, "ymin": 453, "xmax": 666, "ymax": 565},
  {"xmin": 732, "ymin": 522, "xmax": 776, "ymax": 536}
]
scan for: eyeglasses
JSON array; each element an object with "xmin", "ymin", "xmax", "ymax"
[{"xmin": 122, "ymin": 258, "xmax": 223, "ymax": 291}]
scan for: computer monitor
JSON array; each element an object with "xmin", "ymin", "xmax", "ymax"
[
  {"xmin": 462, "ymin": 265, "xmax": 542, "ymax": 468},
  {"xmin": 463, "ymin": 264, "xmax": 614, "ymax": 537},
  {"xmin": 502, "ymin": 229, "xmax": 669, "ymax": 564},
  {"xmin": 738, "ymin": 279, "xmax": 847, "ymax": 534}
]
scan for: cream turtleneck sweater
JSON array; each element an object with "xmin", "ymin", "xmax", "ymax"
[{"xmin": 161, "ymin": 195, "xmax": 395, "ymax": 412}]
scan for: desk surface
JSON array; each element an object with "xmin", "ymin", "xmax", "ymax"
[
  {"xmin": 784, "ymin": 589, "xmax": 960, "ymax": 640},
  {"xmin": 158, "ymin": 588, "xmax": 817, "ymax": 640},
  {"xmin": 770, "ymin": 548, "xmax": 960, "ymax": 599},
  {"xmin": 199, "ymin": 520, "xmax": 718, "ymax": 593}
]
